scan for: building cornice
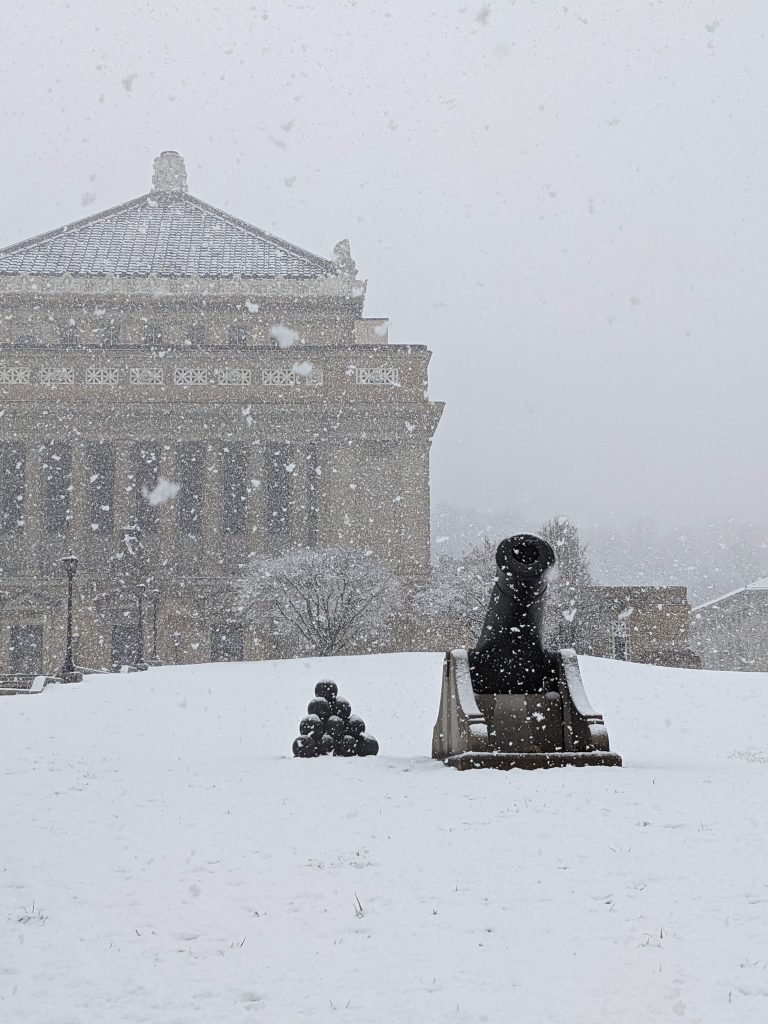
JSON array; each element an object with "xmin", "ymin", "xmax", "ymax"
[{"xmin": 0, "ymin": 273, "xmax": 367, "ymax": 302}]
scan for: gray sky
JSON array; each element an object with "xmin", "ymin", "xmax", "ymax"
[{"xmin": 1, "ymin": 0, "xmax": 763, "ymax": 530}]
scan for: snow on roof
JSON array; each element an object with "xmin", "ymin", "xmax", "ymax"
[
  {"xmin": 692, "ymin": 575, "xmax": 768, "ymax": 612},
  {"xmin": 0, "ymin": 152, "xmax": 336, "ymax": 280}
]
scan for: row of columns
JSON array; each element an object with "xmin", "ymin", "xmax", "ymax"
[{"xmin": 10, "ymin": 440, "xmax": 324, "ymax": 576}]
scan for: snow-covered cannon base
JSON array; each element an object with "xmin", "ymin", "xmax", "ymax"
[{"xmin": 432, "ymin": 648, "xmax": 622, "ymax": 770}]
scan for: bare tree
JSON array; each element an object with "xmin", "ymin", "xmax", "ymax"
[
  {"xmin": 415, "ymin": 538, "xmax": 497, "ymax": 648},
  {"xmin": 238, "ymin": 547, "xmax": 403, "ymax": 657}
]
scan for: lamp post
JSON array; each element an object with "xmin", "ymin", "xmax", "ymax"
[
  {"xmin": 136, "ymin": 582, "xmax": 148, "ymax": 671},
  {"xmin": 149, "ymin": 588, "xmax": 162, "ymax": 665},
  {"xmin": 60, "ymin": 551, "xmax": 82, "ymax": 682}
]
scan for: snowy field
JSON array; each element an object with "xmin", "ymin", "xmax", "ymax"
[{"xmin": 1, "ymin": 654, "xmax": 768, "ymax": 1024}]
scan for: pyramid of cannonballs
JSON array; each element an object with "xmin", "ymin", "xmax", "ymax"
[{"xmin": 292, "ymin": 679, "xmax": 379, "ymax": 758}]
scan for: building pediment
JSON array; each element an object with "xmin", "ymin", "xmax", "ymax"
[{"xmin": 0, "ymin": 153, "xmax": 343, "ymax": 284}]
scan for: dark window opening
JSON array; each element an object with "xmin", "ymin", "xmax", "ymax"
[
  {"xmin": 0, "ymin": 444, "xmax": 26, "ymax": 533},
  {"xmin": 178, "ymin": 444, "xmax": 205, "ymax": 538},
  {"xmin": 264, "ymin": 443, "xmax": 294, "ymax": 546},
  {"xmin": 613, "ymin": 633, "xmax": 630, "ymax": 661},
  {"xmin": 228, "ymin": 325, "xmax": 248, "ymax": 348},
  {"xmin": 143, "ymin": 323, "xmax": 163, "ymax": 346},
  {"xmin": 9, "ymin": 624, "xmax": 43, "ymax": 675},
  {"xmin": 86, "ymin": 442, "xmax": 116, "ymax": 533},
  {"xmin": 210, "ymin": 623, "xmax": 244, "ymax": 662},
  {"xmin": 41, "ymin": 443, "xmax": 72, "ymax": 533},
  {"xmin": 307, "ymin": 442, "xmax": 320, "ymax": 548},
  {"xmin": 135, "ymin": 444, "xmax": 160, "ymax": 535},
  {"xmin": 100, "ymin": 321, "xmax": 120, "ymax": 346},
  {"xmin": 57, "ymin": 320, "xmax": 80, "ymax": 346},
  {"xmin": 183, "ymin": 324, "xmax": 205, "ymax": 347},
  {"xmin": 111, "ymin": 623, "xmax": 141, "ymax": 668}
]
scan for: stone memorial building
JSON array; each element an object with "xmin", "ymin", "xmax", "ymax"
[{"xmin": 0, "ymin": 151, "xmax": 443, "ymax": 672}]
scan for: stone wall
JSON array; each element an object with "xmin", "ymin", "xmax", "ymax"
[
  {"xmin": 572, "ymin": 586, "xmax": 700, "ymax": 668},
  {"xmin": 0, "ymin": 291, "xmax": 442, "ymax": 672}
]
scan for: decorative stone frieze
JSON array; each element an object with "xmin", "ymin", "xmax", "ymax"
[
  {"xmin": 130, "ymin": 367, "xmax": 164, "ymax": 385},
  {"xmin": 355, "ymin": 366, "xmax": 400, "ymax": 387},
  {"xmin": 262, "ymin": 368, "xmax": 297, "ymax": 387},
  {"xmin": 173, "ymin": 367, "xmax": 209, "ymax": 386},
  {"xmin": 216, "ymin": 368, "xmax": 252, "ymax": 386},
  {"xmin": 40, "ymin": 367, "xmax": 74, "ymax": 385},
  {"xmin": 86, "ymin": 367, "xmax": 120, "ymax": 385},
  {"xmin": 0, "ymin": 366, "xmax": 31, "ymax": 384}
]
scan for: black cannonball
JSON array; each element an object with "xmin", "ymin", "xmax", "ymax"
[
  {"xmin": 307, "ymin": 697, "xmax": 331, "ymax": 720},
  {"xmin": 346, "ymin": 714, "xmax": 365, "ymax": 737},
  {"xmin": 337, "ymin": 734, "xmax": 358, "ymax": 757},
  {"xmin": 314, "ymin": 679, "xmax": 338, "ymax": 700},
  {"xmin": 318, "ymin": 733, "xmax": 335, "ymax": 756},
  {"xmin": 357, "ymin": 734, "xmax": 379, "ymax": 757},
  {"xmin": 334, "ymin": 697, "xmax": 352, "ymax": 721},
  {"xmin": 299, "ymin": 714, "xmax": 321, "ymax": 736},
  {"xmin": 325, "ymin": 714, "xmax": 345, "ymax": 739},
  {"xmin": 293, "ymin": 735, "xmax": 319, "ymax": 758}
]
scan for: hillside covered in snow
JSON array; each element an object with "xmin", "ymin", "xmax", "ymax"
[{"xmin": 2, "ymin": 653, "xmax": 767, "ymax": 1023}]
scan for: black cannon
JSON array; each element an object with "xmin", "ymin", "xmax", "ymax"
[
  {"xmin": 433, "ymin": 533, "xmax": 621, "ymax": 771},
  {"xmin": 469, "ymin": 534, "xmax": 558, "ymax": 695}
]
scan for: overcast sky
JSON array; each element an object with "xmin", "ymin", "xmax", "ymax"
[{"xmin": 0, "ymin": 0, "xmax": 763, "ymax": 531}]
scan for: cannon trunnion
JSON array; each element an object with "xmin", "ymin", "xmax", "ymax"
[{"xmin": 432, "ymin": 534, "xmax": 621, "ymax": 770}]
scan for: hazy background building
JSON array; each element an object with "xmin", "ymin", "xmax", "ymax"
[{"xmin": 690, "ymin": 577, "xmax": 768, "ymax": 671}]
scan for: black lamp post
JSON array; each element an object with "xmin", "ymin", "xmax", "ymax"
[
  {"xmin": 60, "ymin": 551, "xmax": 82, "ymax": 682},
  {"xmin": 136, "ymin": 582, "xmax": 148, "ymax": 671},
  {"xmin": 149, "ymin": 588, "xmax": 162, "ymax": 665}
]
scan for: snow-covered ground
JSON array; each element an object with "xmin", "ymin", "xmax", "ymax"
[{"xmin": 1, "ymin": 653, "xmax": 767, "ymax": 1024}]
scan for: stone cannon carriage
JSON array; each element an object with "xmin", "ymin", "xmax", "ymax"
[{"xmin": 432, "ymin": 534, "xmax": 622, "ymax": 770}]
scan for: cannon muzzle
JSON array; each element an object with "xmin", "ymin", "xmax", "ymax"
[{"xmin": 469, "ymin": 533, "xmax": 557, "ymax": 695}]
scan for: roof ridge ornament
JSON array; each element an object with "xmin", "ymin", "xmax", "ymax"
[
  {"xmin": 332, "ymin": 239, "xmax": 357, "ymax": 279},
  {"xmin": 152, "ymin": 151, "xmax": 188, "ymax": 193}
]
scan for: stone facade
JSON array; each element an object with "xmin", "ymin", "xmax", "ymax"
[
  {"xmin": 690, "ymin": 578, "xmax": 768, "ymax": 671},
  {"xmin": 562, "ymin": 586, "xmax": 700, "ymax": 669},
  {"xmin": 0, "ymin": 152, "xmax": 443, "ymax": 672}
]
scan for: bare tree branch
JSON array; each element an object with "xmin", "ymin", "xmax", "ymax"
[{"xmin": 238, "ymin": 547, "xmax": 403, "ymax": 657}]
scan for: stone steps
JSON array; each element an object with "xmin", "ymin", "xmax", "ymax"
[{"xmin": 0, "ymin": 675, "xmax": 57, "ymax": 696}]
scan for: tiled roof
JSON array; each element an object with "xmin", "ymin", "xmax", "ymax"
[{"xmin": 0, "ymin": 192, "xmax": 336, "ymax": 280}]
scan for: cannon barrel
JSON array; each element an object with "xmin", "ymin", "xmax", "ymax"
[{"xmin": 468, "ymin": 534, "xmax": 558, "ymax": 695}]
